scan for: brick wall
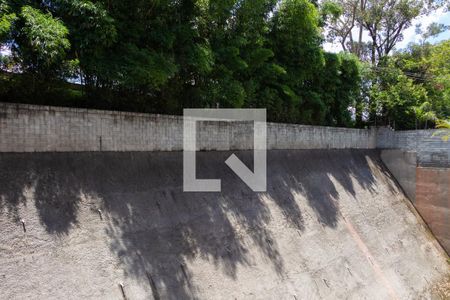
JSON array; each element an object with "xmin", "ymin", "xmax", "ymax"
[{"xmin": 0, "ymin": 103, "xmax": 377, "ymax": 152}]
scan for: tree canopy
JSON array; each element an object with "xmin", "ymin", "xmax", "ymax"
[
  {"xmin": 0, "ymin": 0, "xmax": 447, "ymax": 129},
  {"xmin": 322, "ymin": 0, "xmax": 449, "ymax": 129},
  {"xmin": 0, "ymin": 0, "xmax": 361, "ymax": 126},
  {"xmin": 369, "ymin": 40, "xmax": 450, "ymax": 129}
]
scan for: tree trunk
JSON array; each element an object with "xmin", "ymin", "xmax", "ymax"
[{"xmin": 357, "ymin": 0, "xmax": 365, "ymax": 58}]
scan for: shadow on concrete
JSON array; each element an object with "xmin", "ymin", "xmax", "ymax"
[
  {"xmin": 0, "ymin": 155, "xmax": 81, "ymax": 232},
  {"xmin": 0, "ymin": 149, "xmax": 383, "ymax": 298}
]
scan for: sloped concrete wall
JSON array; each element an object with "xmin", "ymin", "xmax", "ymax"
[{"xmin": 0, "ymin": 102, "xmax": 376, "ymax": 152}]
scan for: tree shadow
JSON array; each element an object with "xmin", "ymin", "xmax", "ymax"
[
  {"xmin": 100, "ymin": 151, "xmax": 288, "ymax": 298},
  {"xmin": 0, "ymin": 154, "xmax": 33, "ymax": 223},
  {"xmin": 285, "ymin": 150, "xmax": 379, "ymax": 227},
  {"xmin": 0, "ymin": 154, "xmax": 81, "ymax": 232},
  {"xmin": 0, "ymin": 149, "xmax": 381, "ymax": 298}
]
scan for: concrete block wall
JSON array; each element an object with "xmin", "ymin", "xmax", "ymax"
[
  {"xmin": 0, "ymin": 103, "xmax": 184, "ymax": 152},
  {"xmin": 267, "ymin": 123, "xmax": 376, "ymax": 150},
  {"xmin": 0, "ymin": 103, "xmax": 377, "ymax": 152},
  {"xmin": 377, "ymin": 127, "xmax": 449, "ymax": 167},
  {"xmin": 417, "ymin": 134, "xmax": 450, "ymax": 168},
  {"xmin": 376, "ymin": 127, "xmax": 424, "ymax": 150}
]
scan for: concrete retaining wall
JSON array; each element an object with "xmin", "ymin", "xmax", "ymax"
[
  {"xmin": 380, "ymin": 150, "xmax": 417, "ymax": 202},
  {"xmin": 416, "ymin": 167, "xmax": 450, "ymax": 252},
  {"xmin": 1, "ymin": 150, "xmax": 448, "ymax": 299},
  {"xmin": 378, "ymin": 127, "xmax": 450, "ymax": 255},
  {"xmin": 377, "ymin": 127, "xmax": 450, "ymax": 168},
  {"xmin": 0, "ymin": 102, "xmax": 448, "ymax": 256},
  {"xmin": 0, "ymin": 102, "xmax": 377, "ymax": 152}
]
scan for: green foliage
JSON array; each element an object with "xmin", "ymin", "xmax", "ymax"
[
  {"xmin": 312, "ymin": 52, "xmax": 361, "ymax": 126},
  {"xmin": 373, "ymin": 74, "xmax": 428, "ymax": 129},
  {"xmin": 369, "ymin": 40, "xmax": 450, "ymax": 129},
  {"xmin": 15, "ymin": 6, "xmax": 70, "ymax": 73},
  {"xmin": 0, "ymin": 0, "xmax": 363, "ymax": 125},
  {"xmin": 0, "ymin": 1, "xmax": 15, "ymax": 42},
  {"xmin": 52, "ymin": 0, "xmax": 116, "ymax": 49},
  {"xmin": 428, "ymin": 40, "xmax": 450, "ymax": 117},
  {"xmin": 270, "ymin": 0, "xmax": 326, "ymax": 123},
  {"xmin": 324, "ymin": 0, "xmax": 445, "ymax": 63},
  {"xmin": 319, "ymin": 0, "xmax": 342, "ymax": 26},
  {"xmin": 121, "ymin": 45, "xmax": 178, "ymax": 89},
  {"xmin": 421, "ymin": 22, "xmax": 450, "ymax": 41},
  {"xmin": 433, "ymin": 120, "xmax": 450, "ymax": 141}
]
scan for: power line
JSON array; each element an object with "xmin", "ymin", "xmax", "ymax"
[{"xmin": 369, "ymin": 66, "xmax": 437, "ymax": 82}]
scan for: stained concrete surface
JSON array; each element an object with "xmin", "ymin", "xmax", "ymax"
[
  {"xmin": 380, "ymin": 150, "xmax": 417, "ymax": 202},
  {"xmin": 416, "ymin": 167, "xmax": 450, "ymax": 254},
  {"xmin": 380, "ymin": 150, "xmax": 450, "ymax": 255},
  {"xmin": 0, "ymin": 150, "xmax": 449, "ymax": 299}
]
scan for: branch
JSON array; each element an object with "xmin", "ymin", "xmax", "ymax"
[{"xmin": 385, "ymin": 22, "xmax": 406, "ymax": 54}]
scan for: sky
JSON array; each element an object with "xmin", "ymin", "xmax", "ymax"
[{"xmin": 323, "ymin": 7, "xmax": 450, "ymax": 53}]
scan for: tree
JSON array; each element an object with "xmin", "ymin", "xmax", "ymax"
[
  {"xmin": 414, "ymin": 101, "xmax": 437, "ymax": 129},
  {"xmin": 310, "ymin": 52, "xmax": 361, "ymax": 126},
  {"xmin": 428, "ymin": 40, "xmax": 450, "ymax": 117},
  {"xmin": 323, "ymin": 0, "xmax": 361, "ymax": 54},
  {"xmin": 0, "ymin": 0, "xmax": 364, "ymax": 126},
  {"xmin": 323, "ymin": 0, "xmax": 448, "ymax": 128},
  {"xmin": 394, "ymin": 40, "xmax": 450, "ymax": 121},
  {"xmin": 324, "ymin": 0, "xmax": 445, "ymax": 64},
  {"xmin": 271, "ymin": 0, "xmax": 325, "ymax": 123},
  {"xmin": 368, "ymin": 40, "xmax": 449, "ymax": 129},
  {"xmin": 419, "ymin": 22, "xmax": 450, "ymax": 43},
  {"xmin": 0, "ymin": 1, "xmax": 15, "ymax": 43},
  {"xmin": 372, "ymin": 72, "xmax": 428, "ymax": 129},
  {"xmin": 14, "ymin": 6, "xmax": 70, "ymax": 74}
]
